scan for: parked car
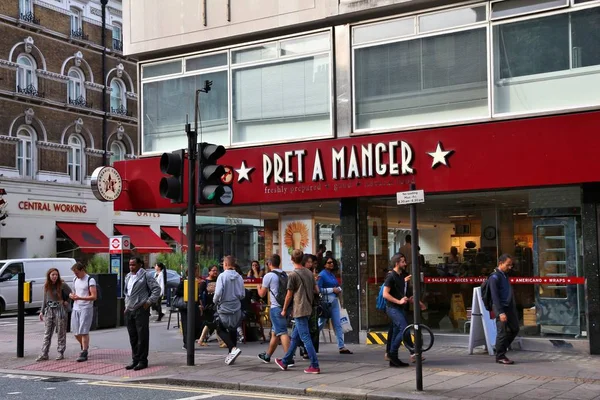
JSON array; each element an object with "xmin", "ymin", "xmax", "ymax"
[
  {"xmin": 145, "ymin": 268, "xmax": 180, "ymax": 291},
  {"xmin": 0, "ymin": 258, "xmax": 76, "ymax": 316}
]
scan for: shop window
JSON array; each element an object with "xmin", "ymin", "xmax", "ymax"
[
  {"xmin": 110, "ymin": 78, "xmax": 126, "ymax": 111},
  {"xmin": 110, "ymin": 141, "xmax": 125, "ymax": 165},
  {"xmin": 143, "ymin": 70, "xmax": 229, "ymax": 152},
  {"xmin": 16, "ymin": 54, "xmax": 37, "ymax": 92},
  {"xmin": 16, "ymin": 127, "xmax": 34, "ymax": 178},
  {"xmin": 186, "ymin": 53, "xmax": 227, "ymax": 72},
  {"xmin": 360, "ymin": 186, "xmax": 584, "ymax": 339},
  {"xmin": 493, "ymin": 6, "xmax": 600, "ymax": 115},
  {"xmin": 354, "ymin": 27, "xmax": 488, "ymax": 131},
  {"xmin": 67, "ymin": 67, "xmax": 85, "ymax": 103},
  {"xmin": 67, "ymin": 135, "xmax": 84, "ymax": 182}
]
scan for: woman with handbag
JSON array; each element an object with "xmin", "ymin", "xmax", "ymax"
[
  {"xmin": 197, "ymin": 265, "xmax": 226, "ymax": 347},
  {"xmin": 37, "ymin": 268, "xmax": 72, "ymax": 361},
  {"xmin": 317, "ymin": 257, "xmax": 353, "ymax": 354}
]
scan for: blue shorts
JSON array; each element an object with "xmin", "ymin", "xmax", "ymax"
[{"xmin": 270, "ymin": 306, "xmax": 289, "ymax": 336}]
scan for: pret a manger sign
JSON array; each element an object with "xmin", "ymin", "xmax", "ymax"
[{"xmin": 263, "ymin": 140, "xmax": 415, "ymax": 184}]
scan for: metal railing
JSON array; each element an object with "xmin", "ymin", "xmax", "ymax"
[
  {"xmin": 111, "ymin": 104, "xmax": 132, "ymax": 117},
  {"xmin": 71, "ymin": 28, "xmax": 89, "ymax": 41},
  {"xmin": 112, "ymin": 38, "xmax": 123, "ymax": 51},
  {"xmin": 17, "ymin": 84, "xmax": 45, "ymax": 98},
  {"xmin": 19, "ymin": 11, "xmax": 40, "ymax": 25},
  {"xmin": 69, "ymin": 95, "xmax": 92, "ymax": 108}
]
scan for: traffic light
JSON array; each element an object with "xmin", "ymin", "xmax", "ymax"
[
  {"xmin": 198, "ymin": 142, "xmax": 233, "ymax": 205},
  {"xmin": 159, "ymin": 149, "xmax": 185, "ymax": 203}
]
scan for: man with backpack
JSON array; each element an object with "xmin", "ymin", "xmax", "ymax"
[
  {"xmin": 256, "ymin": 254, "xmax": 291, "ymax": 363},
  {"xmin": 69, "ymin": 262, "xmax": 97, "ymax": 362},
  {"xmin": 489, "ymin": 254, "xmax": 519, "ymax": 365}
]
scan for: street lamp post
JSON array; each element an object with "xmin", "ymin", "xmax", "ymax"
[{"xmin": 101, "ymin": 0, "xmax": 108, "ymax": 166}]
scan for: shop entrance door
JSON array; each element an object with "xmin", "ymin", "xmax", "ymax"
[{"xmin": 533, "ymin": 217, "xmax": 581, "ymax": 336}]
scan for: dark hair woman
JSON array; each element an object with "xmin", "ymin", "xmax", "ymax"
[
  {"xmin": 247, "ymin": 260, "xmax": 264, "ymax": 278},
  {"xmin": 197, "ymin": 265, "xmax": 226, "ymax": 348},
  {"xmin": 152, "ymin": 262, "xmax": 167, "ymax": 321},
  {"xmin": 37, "ymin": 267, "xmax": 72, "ymax": 361}
]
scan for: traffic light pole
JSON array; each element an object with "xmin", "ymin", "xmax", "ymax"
[{"xmin": 185, "ymin": 121, "xmax": 197, "ymax": 367}]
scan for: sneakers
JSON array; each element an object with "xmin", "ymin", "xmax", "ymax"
[
  {"xmin": 35, "ymin": 355, "xmax": 48, "ymax": 362},
  {"xmin": 225, "ymin": 347, "xmax": 242, "ymax": 365},
  {"xmin": 287, "ymin": 359, "xmax": 296, "ymax": 368},
  {"xmin": 304, "ymin": 366, "xmax": 321, "ymax": 374},
  {"xmin": 275, "ymin": 358, "xmax": 287, "ymax": 371},
  {"xmin": 258, "ymin": 352, "xmax": 271, "ymax": 363},
  {"xmin": 55, "ymin": 353, "xmax": 64, "ymax": 361},
  {"xmin": 76, "ymin": 350, "xmax": 88, "ymax": 362}
]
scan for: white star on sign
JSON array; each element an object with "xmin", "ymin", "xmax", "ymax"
[
  {"xmin": 235, "ymin": 161, "xmax": 254, "ymax": 183},
  {"xmin": 427, "ymin": 142, "xmax": 454, "ymax": 168}
]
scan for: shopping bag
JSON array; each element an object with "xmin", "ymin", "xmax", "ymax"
[{"xmin": 340, "ymin": 308, "xmax": 353, "ymax": 333}]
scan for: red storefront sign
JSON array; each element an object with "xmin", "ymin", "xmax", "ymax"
[
  {"xmin": 114, "ymin": 111, "xmax": 600, "ymax": 212},
  {"xmin": 423, "ymin": 276, "xmax": 586, "ymax": 284}
]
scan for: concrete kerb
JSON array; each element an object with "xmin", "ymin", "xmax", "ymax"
[{"xmin": 365, "ymin": 391, "xmax": 456, "ymax": 400}]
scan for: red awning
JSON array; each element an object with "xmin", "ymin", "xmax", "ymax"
[
  {"xmin": 56, "ymin": 222, "xmax": 109, "ymax": 253},
  {"xmin": 160, "ymin": 226, "xmax": 200, "ymax": 251},
  {"xmin": 114, "ymin": 224, "xmax": 173, "ymax": 254}
]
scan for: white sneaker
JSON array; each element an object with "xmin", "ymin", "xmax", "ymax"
[{"xmin": 225, "ymin": 347, "xmax": 242, "ymax": 365}]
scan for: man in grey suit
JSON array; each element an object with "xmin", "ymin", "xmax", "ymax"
[{"xmin": 124, "ymin": 257, "xmax": 161, "ymax": 371}]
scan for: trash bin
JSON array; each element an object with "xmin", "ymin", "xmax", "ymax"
[{"xmin": 89, "ymin": 273, "xmax": 117, "ymax": 330}]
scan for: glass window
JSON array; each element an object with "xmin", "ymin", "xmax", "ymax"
[
  {"xmin": 110, "ymin": 141, "xmax": 125, "ymax": 165},
  {"xmin": 143, "ymin": 70, "xmax": 229, "ymax": 152},
  {"xmin": 232, "ymin": 54, "xmax": 331, "ymax": 144},
  {"xmin": 419, "ymin": 5, "xmax": 487, "ymax": 33},
  {"xmin": 68, "ymin": 135, "xmax": 83, "ymax": 182},
  {"xmin": 110, "ymin": 79, "xmax": 125, "ymax": 110},
  {"xmin": 493, "ymin": 7, "xmax": 600, "ymax": 115},
  {"xmin": 19, "ymin": 0, "xmax": 32, "ymax": 14},
  {"xmin": 491, "ymin": 0, "xmax": 568, "ymax": 19},
  {"xmin": 112, "ymin": 23, "xmax": 122, "ymax": 41},
  {"xmin": 17, "ymin": 129, "xmax": 33, "ymax": 177},
  {"xmin": 67, "ymin": 68, "xmax": 85, "ymax": 101},
  {"xmin": 232, "ymin": 43, "xmax": 277, "ymax": 64},
  {"xmin": 353, "ymin": 17, "xmax": 415, "ymax": 45},
  {"xmin": 354, "ymin": 28, "xmax": 488, "ymax": 131},
  {"xmin": 70, "ymin": 6, "xmax": 81, "ymax": 32},
  {"xmin": 280, "ymin": 33, "xmax": 330, "ymax": 56},
  {"xmin": 16, "ymin": 55, "xmax": 36, "ymax": 90},
  {"xmin": 142, "ymin": 60, "xmax": 182, "ymax": 79},
  {"xmin": 186, "ymin": 53, "xmax": 227, "ymax": 72}
]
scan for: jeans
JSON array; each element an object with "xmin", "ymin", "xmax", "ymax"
[
  {"xmin": 386, "ymin": 306, "xmax": 410, "ymax": 359},
  {"xmin": 270, "ymin": 307, "xmax": 289, "ymax": 336},
  {"xmin": 318, "ymin": 298, "xmax": 345, "ymax": 349},
  {"xmin": 283, "ymin": 316, "xmax": 319, "ymax": 368}
]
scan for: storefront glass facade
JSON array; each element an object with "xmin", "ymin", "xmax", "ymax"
[{"xmin": 360, "ymin": 186, "xmax": 585, "ymax": 338}]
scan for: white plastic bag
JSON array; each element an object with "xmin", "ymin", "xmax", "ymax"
[{"xmin": 340, "ymin": 308, "xmax": 353, "ymax": 333}]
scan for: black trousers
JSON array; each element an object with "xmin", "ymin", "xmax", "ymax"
[
  {"xmin": 180, "ymin": 308, "xmax": 203, "ymax": 345},
  {"xmin": 495, "ymin": 303, "xmax": 520, "ymax": 360},
  {"xmin": 217, "ymin": 321, "xmax": 237, "ymax": 352},
  {"xmin": 125, "ymin": 307, "xmax": 150, "ymax": 365}
]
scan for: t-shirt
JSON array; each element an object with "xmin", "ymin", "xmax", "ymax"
[
  {"xmin": 73, "ymin": 274, "xmax": 96, "ymax": 310},
  {"xmin": 383, "ymin": 270, "xmax": 410, "ymax": 310},
  {"xmin": 262, "ymin": 270, "xmax": 283, "ymax": 308},
  {"xmin": 287, "ymin": 267, "xmax": 315, "ymax": 318}
]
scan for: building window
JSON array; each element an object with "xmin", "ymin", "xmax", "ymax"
[
  {"xmin": 70, "ymin": 6, "xmax": 82, "ymax": 34},
  {"xmin": 67, "ymin": 135, "xmax": 83, "ymax": 182},
  {"xmin": 67, "ymin": 67, "xmax": 85, "ymax": 102},
  {"xmin": 16, "ymin": 128, "xmax": 34, "ymax": 178},
  {"xmin": 353, "ymin": 7, "xmax": 488, "ymax": 131},
  {"xmin": 231, "ymin": 33, "xmax": 331, "ymax": 145},
  {"xmin": 110, "ymin": 141, "xmax": 125, "ymax": 165},
  {"xmin": 16, "ymin": 54, "xmax": 36, "ymax": 91},
  {"xmin": 493, "ymin": 6, "xmax": 600, "ymax": 115},
  {"xmin": 112, "ymin": 23, "xmax": 123, "ymax": 51},
  {"xmin": 19, "ymin": 0, "xmax": 32, "ymax": 14},
  {"xmin": 110, "ymin": 78, "xmax": 126, "ymax": 111}
]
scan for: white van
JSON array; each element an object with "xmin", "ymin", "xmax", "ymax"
[{"xmin": 0, "ymin": 258, "xmax": 76, "ymax": 315}]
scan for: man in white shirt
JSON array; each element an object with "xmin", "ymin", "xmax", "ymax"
[{"xmin": 69, "ymin": 262, "xmax": 97, "ymax": 362}]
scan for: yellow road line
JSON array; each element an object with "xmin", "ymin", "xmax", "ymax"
[{"xmin": 88, "ymin": 381, "xmax": 323, "ymax": 399}]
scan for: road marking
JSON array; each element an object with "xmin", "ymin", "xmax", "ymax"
[
  {"xmin": 173, "ymin": 395, "xmax": 219, "ymax": 400},
  {"xmin": 44, "ymin": 388, "xmax": 56, "ymax": 390},
  {"xmin": 7, "ymin": 392, "xmax": 21, "ymax": 395}
]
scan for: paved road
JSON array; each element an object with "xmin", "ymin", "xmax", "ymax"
[{"xmin": 0, "ymin": 374, "xmax": 331, "ymax": 400}]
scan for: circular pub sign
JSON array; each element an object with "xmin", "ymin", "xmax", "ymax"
[{"xmin": 91, "ymin": 166, "xmax": 123, "ymax": 202}]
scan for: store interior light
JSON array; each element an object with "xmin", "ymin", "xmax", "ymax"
[{"xmin": 448, "ymin": 215, "xmax": 467, "ymax": 218}]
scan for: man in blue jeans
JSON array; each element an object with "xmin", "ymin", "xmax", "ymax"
[
  {"xmin": 256, "ymin": 254, "xmax": 293, "ymax": 364},
  {"xmin": 276, "ymin": 249, "xmax": 321, "ymax": 374},
  {"xmin": 383, "ymin": 253, "xmax": 414, "ymax": 368}
]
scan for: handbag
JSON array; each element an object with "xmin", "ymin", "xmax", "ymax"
[
  {"xmin": 316, "ymin": 295, "xmax": 333, "ymax": 320},
  {"xmin": 172, "ymin": 295, "xmax": 187, "ymax": 309}
]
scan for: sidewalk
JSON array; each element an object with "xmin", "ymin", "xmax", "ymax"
[{"xmin": 2, "ymin": 316, "xmax": 600, "ymax": 399}]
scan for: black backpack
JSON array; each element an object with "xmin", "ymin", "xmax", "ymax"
[
  {"xmin": 480, "ymin": 271, "xmax": 497, "ymax": 312},
  {"xmin": 269, "ymin": 270, "xmax": 288, "ymax": 307}
]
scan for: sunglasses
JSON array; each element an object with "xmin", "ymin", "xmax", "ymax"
[{"xmin": 326, "ymin": 261, "xmax": 334, "ymax": 264}]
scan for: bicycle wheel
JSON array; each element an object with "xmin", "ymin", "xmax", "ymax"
[{"xmin": 402, "ymin": 324, "xmax": 434, "ymax": 353}]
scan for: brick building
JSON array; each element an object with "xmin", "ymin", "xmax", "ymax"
[{"xmin": 0, "ymin": 0, "xmax": 180, "ymax": 260}]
